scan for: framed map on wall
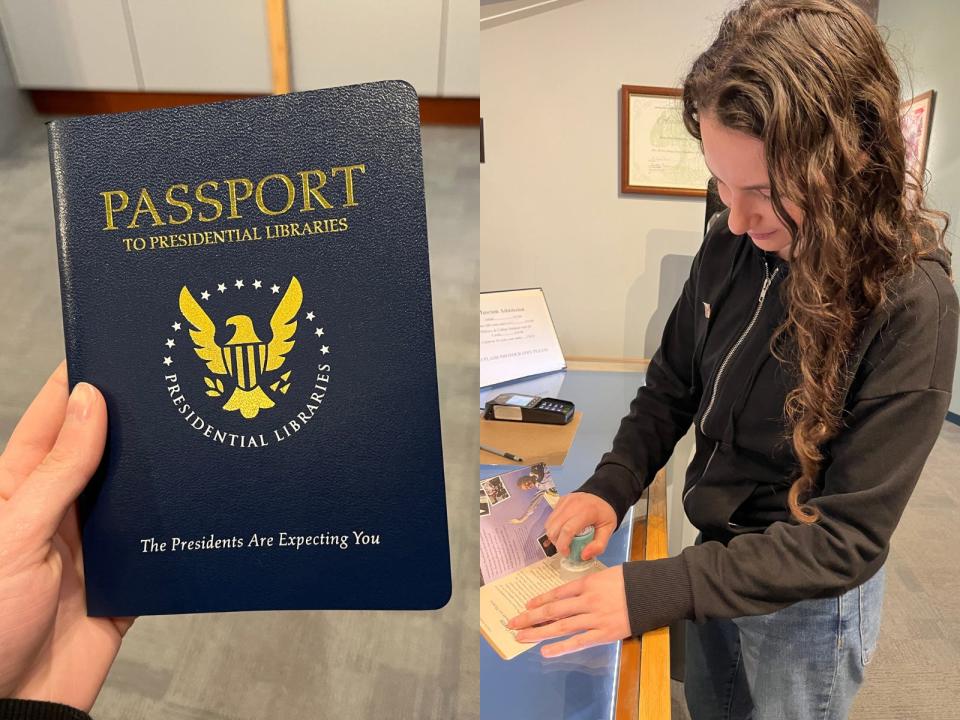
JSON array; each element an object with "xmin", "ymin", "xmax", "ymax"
[{"xmin": 620, "ymin": 85, "xmax": 710, "ymax": 197}]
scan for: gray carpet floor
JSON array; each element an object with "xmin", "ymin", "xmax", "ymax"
[{"xmin": 0, "ymin": 113, "xmax": 479, "ymax": 719}]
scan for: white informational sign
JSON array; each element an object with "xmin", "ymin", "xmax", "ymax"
[{"xmin": 480, "ymin": 288, "xmax": 566, "ymax": 388}]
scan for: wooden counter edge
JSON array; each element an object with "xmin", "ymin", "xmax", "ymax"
[
  {"xmin": 639, "ymin": 469, "xmax": 671, "ymax": 719},
  {"xmin": 615, "ymin": 469, "xmax": 671, "ymax": 720},
  {"xmin": 566, "ymin": 357, "xmax": 651, "ymax": 373},
  {"xmin": 614, "ymin": 488, "xmax": 646, "ymax": 720}
]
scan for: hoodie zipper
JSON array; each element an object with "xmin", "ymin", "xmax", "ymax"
[
  {"xmin": 699, "ymin": 258, "xmax": 779, "ymax": 437},
  {"xmin": 683, "ymin": 258, "xmax": 779, "ymax": 509},
  {"xmin": 683, "ymin": 440, "xmax": 718, "ymax": 505}
]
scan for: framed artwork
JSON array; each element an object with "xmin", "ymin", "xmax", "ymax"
[
  {"xmin": 620, "ymin": 85, "xmax": 710, "ymax": 197},
  {"xmin": 900, "ymin": 90, "xmax": 936, "ymax": 181}
]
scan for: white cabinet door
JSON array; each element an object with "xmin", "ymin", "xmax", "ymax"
[
  {"xmin": 288, "ymin": 0, "xmax": 442, "ymax": 96},
  {"xmin": 126, "ymin": 0, "xmax": 272, "ymax": 93},
  {"xmin": 443, "ymin": 0, "xmax": 478, "ymax": 96},
  {"xmin": 0, "ymin": 0, "xmax": 138, "ymax": 90}
]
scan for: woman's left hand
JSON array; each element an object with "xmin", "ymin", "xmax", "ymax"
[
  {"xmin": 0, "ymin": 361, "xmax": 133, "ymax": 711},
  {"xmin": 506, "ymin": 564, "xmax": 632, "ymax": 657}
]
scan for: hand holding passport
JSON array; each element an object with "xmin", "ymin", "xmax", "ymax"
[
  {"xmin": 0, "ymin": 362, "xmax": 133, "ymax": 711},
  {"xmin": 0, "ymin": 80, "xmax": 457, "ymax": 720}
]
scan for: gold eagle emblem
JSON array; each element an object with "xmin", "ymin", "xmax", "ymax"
[{"xmin": 178, "ymin": 277, "xmax": 302, "ymax": 419}]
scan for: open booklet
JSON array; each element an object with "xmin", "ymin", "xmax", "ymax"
[{"xmin": 480, "ymin": 464, "xmax": 605, "ymax": 660}]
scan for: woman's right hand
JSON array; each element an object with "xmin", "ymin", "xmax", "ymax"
[{"xmin": 544, "ymin": 492, "xmax": 618, "ymax": 561}]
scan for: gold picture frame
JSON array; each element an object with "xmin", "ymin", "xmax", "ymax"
[
  {"xmin": 900, "ymin": 89, "xmax": 936, "ymax": 181},
  {"xmin": 620, "ymin": 85, "xmax": 710, "ymax": 197}
]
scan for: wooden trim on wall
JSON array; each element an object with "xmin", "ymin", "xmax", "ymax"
[
  {"xmin": 28, "ymin": 90, "xmax": 480, "ymax": 126},
  {"xmin": 419, "ymin": 97, "xmax": 480, "ymax": 125},
  {"xmin": 265, "ymin": 0, "xmax": 291, "ymax": 95},
  {"xmin": 28, "ymin": 90, "xmax": 257, "ymax": 115}
]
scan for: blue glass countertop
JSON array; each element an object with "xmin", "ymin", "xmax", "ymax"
[{"xmin": 481, "ymin": 369, "xmax": 647, "ymax": 720}]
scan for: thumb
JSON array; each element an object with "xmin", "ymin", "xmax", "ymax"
[
  {"xmin": 582, "ymin": 524, "xmax": 614, "ymax": 560},
  {"xmin": 9, "ymin": 382, "xmax": 107, "ymax": 541}
]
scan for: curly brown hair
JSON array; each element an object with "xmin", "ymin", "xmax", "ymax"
[{"xmin": 681, "ymin": 0, "xmax": 950, "ymax": 523}]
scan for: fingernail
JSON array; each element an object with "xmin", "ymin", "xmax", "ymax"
[{"xmin": 68, "ymin": 382, "xmax": 94, "ymax": 421}]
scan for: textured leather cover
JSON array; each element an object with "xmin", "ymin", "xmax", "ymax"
[{"xmin": 47, "ymin": 80, "xmax": 451, "ymax": 616}]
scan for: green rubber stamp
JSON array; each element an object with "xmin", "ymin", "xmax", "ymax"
[{"xmin": 560, "ymin": 525, "xmax": 595, "ymax": 574}]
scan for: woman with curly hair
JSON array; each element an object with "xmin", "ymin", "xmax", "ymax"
[{"xmin": 508, "ymin": 1, "xmax": 958, "ymax": 717}]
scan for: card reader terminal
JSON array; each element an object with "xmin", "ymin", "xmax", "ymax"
[{"xmin": 483, "ymin": 393, "xmax": 575, "ymax": 425}]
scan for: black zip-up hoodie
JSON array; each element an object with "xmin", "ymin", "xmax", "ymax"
[{"xmin": 578, "ymin": 209, "xmax": 959, "ymax": 637}]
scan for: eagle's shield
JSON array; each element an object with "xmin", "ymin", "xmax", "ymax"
[{"xmin": 223, "ymin": 343, "xmax": 267, "ymax": 390}]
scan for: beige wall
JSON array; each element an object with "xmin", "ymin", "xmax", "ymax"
[
  {"xmin": 481, "ymin": 0, "xmax": 733, "ymax": 359},
  {"xmin": 878, "ymin": 0, "xmax": 960, "ymax": 416}
]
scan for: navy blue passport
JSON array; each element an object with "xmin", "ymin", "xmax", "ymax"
[{"xmin": 47, "ymin": 80, "xmax": 451, "ymax": 616}]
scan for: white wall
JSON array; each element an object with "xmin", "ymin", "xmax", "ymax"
[
  {"xmin": 0, "ymin": 1, "xmax": 479, "ymax": 97},
  {"xmin": 444, "ymin": 0, "xmax": 480, "ymax": 96},
  {"xmin": 288, "ymin": 0, "xmax": 443, "ymax": 95},
  {"xmin": 0, "ymin": 0, "xmax": 138, "ymax": 90},
  {"xmin": 0, "ymin": 20, "xmax": 28, "ymax": 152},
  {"xmin": 879, "ymin": 0, "xmax": 960, "ymax": 416},
  {"xmin": 481, "ymin": 0, "xmax": 734, "ymax": 359},
  {"xmin": 127, "ymin": 0, "xmax": 272, "ymax": 94}
]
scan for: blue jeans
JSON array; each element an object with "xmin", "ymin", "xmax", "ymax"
[{"xmin": 683, "ymin": 534, "xmax": 886, "ymax": 720}]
